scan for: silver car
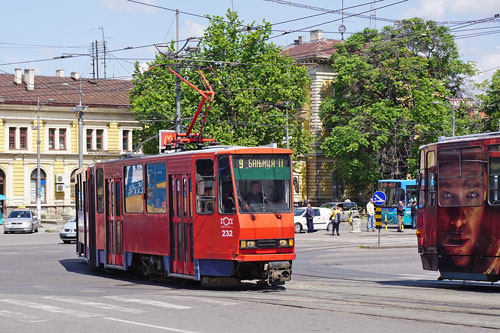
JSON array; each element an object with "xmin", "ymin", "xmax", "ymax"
[
  {"xmin": 3, "ymin": 209, "xmax": 39, "ymax": 234},
  {"xmin": 59, "ymin": 217, "xmax": 76, "ymax": 244}
]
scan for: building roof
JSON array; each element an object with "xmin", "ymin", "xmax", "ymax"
[
  {"xmin": 282, "ymin": 39, "xmax": 341, "ymax": 63},
  {"xmin": 0, "ymin": 73, "xmax": 132, "ymax": 108}
]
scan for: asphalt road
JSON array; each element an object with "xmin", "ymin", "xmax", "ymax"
[{"xmin": 0, "ymin": 225, "xmax": 499, "ymax": 332}]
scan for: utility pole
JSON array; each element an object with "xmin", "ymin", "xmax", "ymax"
[
  {"xmin": 36, "ymin": 98, "xmax": 41, "ymax": 224},
  {"xmin": 63, "ymin": 80, "xmax": 85, "ymax": 168},
  {"xmin": 285, "ymin": 107, "xmax": 289, "ymax": 149},
  {"xmin": 77, "ymin": 78, "xmax": 84, "ymax": 168},
  {"xmin": 175, "ymin": 9, "xmax": 182, "ymax": 134},
  {"xmin": 452, "ymin": 96, "xmax": 456, "ymax": 137}
]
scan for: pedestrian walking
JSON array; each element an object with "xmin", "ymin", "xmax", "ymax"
[
  {"xmin": 306, "ymin": 203, "xmax": 314, "ymax": 233},
  {"xmin": 397, "ymin": 201, "xmax": 405, "ymax": 232},
  {"xmin": 366, "ymin": 198, "xmax": 375, "ymax": 232},
  {"xmin": 330, "ymin": 205, "xmax": 341, "ymax": 236},
  {"xmin": 411, "ymin": 201, "xmax": 417, "ymax": 230}
]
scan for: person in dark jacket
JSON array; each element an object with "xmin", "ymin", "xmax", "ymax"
[
  {"xmin": 306, "ymin": 203, "xmax": 314, "ymax": 233},
  {"xmin": 411, "ymin": 201, "xmax": 417, "ymax": 230},
  {"xmin": 397, "ymin": 201, "xmax": 405, "ymax": 232}
]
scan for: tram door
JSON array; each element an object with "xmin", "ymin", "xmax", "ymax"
[
  {"xmin": 106, "ymin": 178, "xmax": 123, "ymax": 266},
  {"xmin": 169, "ymin": 174, "xmax": 193, "ymax": 276}
]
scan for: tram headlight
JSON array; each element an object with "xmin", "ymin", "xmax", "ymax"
[
  {"xmin": 240, "ymin": 240, "xmax": 257, "ymax": 249},
  {"xmin": 279, "ymin": 239, "xmax": 294, "ymax": 247}
]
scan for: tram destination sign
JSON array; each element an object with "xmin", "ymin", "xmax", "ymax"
[{"xmin": 234, "ymin": 156, "xmax": 288, "ymax": 169}]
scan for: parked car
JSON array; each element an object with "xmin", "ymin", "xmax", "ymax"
[
  {"xmin": 294, "ymin": 207, "xmax": 331, "ymax": 233},
  {"xmin": 320, "ymin": 201, "xmax": 360, "ymax": 223},
  {"xmin": 3, "ymin": 209, "xmax": 39, "ymax": 234},
  {"xmin": 59, "ymin": 217, "xmax": 76, "ymax": 244}
]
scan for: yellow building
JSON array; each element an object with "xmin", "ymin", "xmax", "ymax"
[
  {"xmin": 0, "ymin": 69, "xmax": 138, "ymax": 219},
  {"xmin": 283, "ymin": 30, "xmax": 343, "ymax": 205}
]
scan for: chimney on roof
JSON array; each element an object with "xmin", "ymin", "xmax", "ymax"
[
  {"xmin": 310, "ymin": 29, "xmax": 323, "ymax": 41},
  {"xmin": 71, "ymin": 72, "xmax": 80, "ymax": 80},
  {"xmin": 14, "ymin": 68, "xmax": 22, "ymax": 85},
  {"xmin": 56, "ymin": 69, "xmax": 64, "ymax": 77},
  {"xmin": 298, "ymin": 35, "xmax": 305, "ymax": 44},
  {"xmin": 23, "ymin": 69, "xmax": 34, "ymax": 91}
]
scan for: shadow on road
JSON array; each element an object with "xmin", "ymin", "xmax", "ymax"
[{"xmin": 379, "ymin": 279, "xmax": 500, "ymax": 293}]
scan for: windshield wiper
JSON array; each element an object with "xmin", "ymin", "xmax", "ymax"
[
  {"xmin": 237, "ymin": 195, "xmax": 255, "ymax": 220},
  {"xmin": 263, "ymin": 195, "xmax": 281, "ymax": 219}
]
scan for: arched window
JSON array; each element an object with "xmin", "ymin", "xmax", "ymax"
[{"xmin": 30, "ymin": 169, "xmax": 46, "ymax": 204}]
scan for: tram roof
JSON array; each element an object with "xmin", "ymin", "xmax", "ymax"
[
  {"xmin": 91, "ymin": 145, "xmax": 292, "ymax": 166},
  {"xmin": 419, "ymin": 131, "xmax": 500, "ymax": 150}
]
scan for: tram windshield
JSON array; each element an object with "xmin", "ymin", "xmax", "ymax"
[{"xmin": 232, "ymin": 154, "xmax": 292, "ymax": 213}]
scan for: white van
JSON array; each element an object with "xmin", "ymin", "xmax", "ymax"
[{"xmin": 294, "ymin": 207, "xmax": 331, "ymax": 233}]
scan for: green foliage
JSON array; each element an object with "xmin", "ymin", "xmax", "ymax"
[
  {"xmin": 479, "ymin": 69, "xmax": 500, "ymax": 131},
  {"xmin": 321, "ymin": 18, "xmax": 476, "ymax": 193},
  {"xmin": 130, "ymin": 10, "xmax": 311, "ymax": 157}
]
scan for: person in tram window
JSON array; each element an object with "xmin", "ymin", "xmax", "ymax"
[
  {"xmin": 244, "ymin": 180, "xmax": 264, "ymax": 204},
  {"xmin": 436, "ymin": 148, "xmax": 497, "ymax": 273}
]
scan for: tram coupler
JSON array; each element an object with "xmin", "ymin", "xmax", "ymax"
[{"xmin": 264, "ymin": 261, "xmax": 292, "ymax": 285}]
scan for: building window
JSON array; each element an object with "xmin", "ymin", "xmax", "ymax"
[
  {"xmin": 30, "ymin": 169, "xmax": 46, "ymax": 204},
  {"xmin": 9, "ymin": 127, "xmax": 28, "ymax": 150},
  {"xmin": 9, "ymin": 128, "xmax": 15, "ymax": 149},
  {"xmin": 86, "ymin": 129, "xmax": 92, "ymax": 150},
  {"xmin": 59, "ymin": 129, "xmax": 66, "ymax": 150},
  {"xmin": 96, "ymin": 129, "xmax": 103, "ymax": 150},
  {"xmin": 49, "ymin": 129, "xmax": 55, "ymax": 150},
  {"xmin": 86, "ymin": 129, "xmax": 105, "ymax": 151},
  {"xmin": 122, "ymin": 130, "xmax": 132, "ymax": 152},
  {"xmin": 19, "ymin": 128, "xmax": 27, "ymax": 149}
]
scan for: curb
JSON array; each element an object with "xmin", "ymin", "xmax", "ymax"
[{"xmin": 359, "ymin": 244, "xmax": 417, "ymax": 249}]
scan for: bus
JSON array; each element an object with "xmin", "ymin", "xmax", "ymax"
[
  {"xmin": 417, "ymin": 132, "xmax": 500, "ymax": 282},
  {"xmin": 377, "ymin": 179, "xmax": 417, "ymax": 227}
]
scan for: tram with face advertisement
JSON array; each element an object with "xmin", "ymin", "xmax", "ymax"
[{"xmin": 417, "ymin": 132, "xmax": 500, "ymax": 282}]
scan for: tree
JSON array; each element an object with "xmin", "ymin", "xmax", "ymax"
[
  {"xmin": 479, "ymin": 69, "xmax": 500, "ymax": 132},
  {"xmin": 130, "ymin": 10, "xmax": 311, "ymax": 157},
  {"xmin": 320, "ymin": 18, "xmax": 475, "ymax": 194}
]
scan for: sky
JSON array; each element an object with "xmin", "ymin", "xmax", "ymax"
[{"xmin": 0, "ymin": 0, "xmax": 499, "ymax": 84}]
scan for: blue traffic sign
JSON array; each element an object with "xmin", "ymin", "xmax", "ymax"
[{"xmin": 372, "ymin": 191, "xmax": 386, "ymax": 206}]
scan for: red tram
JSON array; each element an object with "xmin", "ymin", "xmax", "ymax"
[
  {"xmin": 75, "ymin": 146, "xmax": 295, "ymax": 285},
  {"xmin": 417, "ymin": 132, "xmax": 500, "ymax": 282}
]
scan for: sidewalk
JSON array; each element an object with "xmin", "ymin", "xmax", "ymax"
[{"xmin": 296, "ymin": 223, "xmax": 418, "ymax": 249}]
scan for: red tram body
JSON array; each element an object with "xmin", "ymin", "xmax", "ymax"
[
  {"xmin": 75, "ymin": 146, "xmax": 295, "ymax": 285},
  {"xmin": 417, "ymin": 132, "xmax": 500, "ymax": 282}
]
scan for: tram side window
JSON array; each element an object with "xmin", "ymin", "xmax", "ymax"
[
  {"xmin": 124, "ymin": 164, "xmax": 144, "ymax": 213},
  {"xmin": 438, "ymin": 147, "xmax": 483, "ymax": 207},
  {"xmin": 96, "ymin": 168, "xmax": 104, "ymax": 213},
  {"xmin": 426, "ymin": 151, "xmax": 436, "ymax": 208},
  {"xmin": 195, "ymin": 159, "xmax": 215, "ymax": 214},
  {"xmin": 488, "ymin": 145, "xmax": 500, "ymax": 205},
  {"xmin": 218, "ymin": 155, "xmax": 236, "ymax": 214},
  {"xmin": 146, "ymin": 163, "xmax": 167, "ymax": 214}
]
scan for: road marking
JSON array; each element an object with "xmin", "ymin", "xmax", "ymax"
[
  {"xmin": 44, "ymin": 296, "xmax": 144, "ymax": 313},
  {"xmin": 167, "ymin": 295, "xmax": 237, "ymax": 306},
  {"xmin": 104, "ymin": 317, "xmax": 198, "ymax": 333},
  {"xmin": 0, "ymin": 299, "xmax": 100, "ymax": 318},
  {"xmin": 0, "ymin": 310, "xmax": 46, "ymax": 323},
  {"xmin": 398, "ymin": 273, "xmax": 439, "ymax": 280},
  {"xmin": 103, "ymin": 296, "xmax": 191, "ymax": 309}
]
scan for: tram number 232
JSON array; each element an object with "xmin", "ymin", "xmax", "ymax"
[{"xmin": 222, "ymin": 230, "xmax": 233, "ymax": 237}]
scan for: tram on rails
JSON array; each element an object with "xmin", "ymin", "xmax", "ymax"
[
  {"xmin": 74, "ymin": 67, "xmax": 294, "ymax": 286},
  {"xmin": 75, "ymin": 147, "xmax": 294, "ymax": 285},
  {"xmin": 417, "ymin": 132, "xmax": 500, "ymax": 282}
]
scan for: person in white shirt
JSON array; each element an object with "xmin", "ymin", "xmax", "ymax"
[{"xmin": 366, "ymin": 198, "xmax": 375, "ymax": 232}]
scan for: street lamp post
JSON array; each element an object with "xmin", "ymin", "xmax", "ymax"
[
  {"xmin": 36, "ymin": 99, "xmax": 42, "ymax": 224},
  {"xmin": 63, "ymin": 80, "xmax": 85, "ymax": 168},
  {"xmin": 433, "ymin": 100, "xmax": 456, "ymax": 137}
]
